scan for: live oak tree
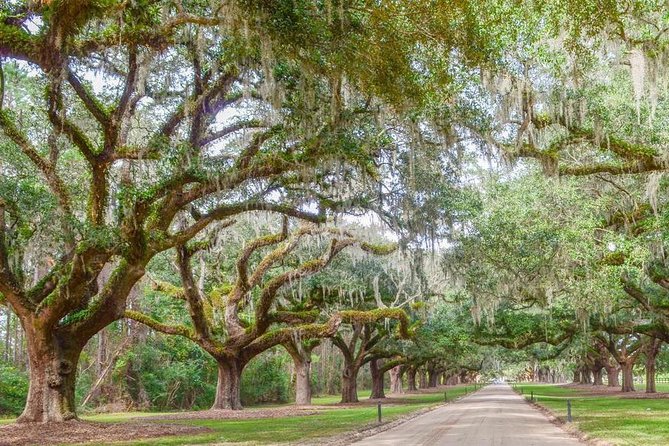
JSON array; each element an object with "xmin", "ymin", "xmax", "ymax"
[
  {"xmin": 306, "ymin": 253, "xmax": 417, "ymax": 403},
  {"xmin": 0, "ymin": 0, "xmax": 405, "ymax": 421},
  {"xmin": 126, "ymin": 220, "xmax": 409, "ymax": 409}
]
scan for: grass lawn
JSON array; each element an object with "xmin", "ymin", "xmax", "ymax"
[
  {"xmin": 98, "ymin": 385, "xmax": 475, "ymax": 446},
  {"xmin": 3, "ymin": 385, "xmax": 477, "ymax": 445},
  {"xmin": 515, "ymin": 383, "xmax": 669, "ymax": 446}
]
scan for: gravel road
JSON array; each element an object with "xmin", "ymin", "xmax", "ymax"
[{"xmin": 351, "ymin": 384, "xmax": 584, "ymax": 445}]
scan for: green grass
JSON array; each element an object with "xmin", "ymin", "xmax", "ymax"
[
  {"xmin": 96, "ymin": 386, "xmax": 475, "ymax": 445},
  {"xmin": 4, "ymin": 385, "xmax": 477, "ymax": 445},
  {"xmin": 515, "ymin": 383, "xmax": 669, "ymax": 446}
]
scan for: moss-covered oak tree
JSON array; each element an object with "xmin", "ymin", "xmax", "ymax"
[{"xmin": 0, "ymin": 1, "xmax": 396, "ymax": 421}]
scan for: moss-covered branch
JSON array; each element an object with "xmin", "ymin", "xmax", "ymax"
[
  {"xmin": 124, "ymin": 310, "xmax": 195, "ymax": 340},
  {"xmin": 339, "ymin": 308, "xmax": 412, "ymax": 339}
]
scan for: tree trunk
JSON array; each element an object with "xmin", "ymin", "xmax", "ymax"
[
  {"xmin": 341, "ymin": 363, "xmax": 360, "ymax": 403},
  {"xmin": 428, "ymin": 368, "xmax": 439, "ymax": 387},
  {"xmin": 646, "ymin": 360, "xmax": 657, "ymax": 394},
  {"xmin": 18, "ymin": 325, "xmax": 83, "ymax": 423},
  {"xmin": 645, "ymin": 339, "xmax": 661, "ymax": 394},
  {"xmin": 389, "ymin": 366, "xmax": 403, "ymax": 394},
  {"xmin": 621, "ymin": 361, "xmax": 635, "ymax": 392},
  {"xmin": 572, "ymin": 368, "xmax": 581, "ymax": 383},
  {"xmin": 212, "ymin": 359, "xmax": 245, "ymax": 409},
  {"xmin": 592, "ymin": 367, "xmax": 603, "ymax": 386},
  {"xmin": 579, "ymin": 366, "xmax": 592, "ymax": 384},
  {"xmin": 407, "ymin": 367, "xmax": 417, "ymax": 392},
  {"xmin": 294, "ymin": 356, "xmax": 312, "ymax": 405},
  {"xmin": 605, "ymin": 365, "xmax": 619, "ymax": 387},
  {"xmin": 369, "ymin": 359, "xmax": 385, "ymax": 399},
  {"xmin": 283, "ymin": 340, "xmax": 316, "ymax": 405},
  {"xmin": 4, "ymin": 309, "xmax": 11, "ymax": 362},
  {"xmin": 419, "ymin": 370, "xmax": 428, "ymax": 389}
]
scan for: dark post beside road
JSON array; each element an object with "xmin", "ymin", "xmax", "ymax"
[
  {"xmin": 377, "ymin": 402, "xmax": 382, "ymax": 423},
  {"xmin": 567, "ymin": 399, "xmax": 572, "ymax": 422}
]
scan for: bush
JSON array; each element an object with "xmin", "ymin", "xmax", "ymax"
[
  {"xmin": 0, "ymin": 362, "xmax": 28, "ymax": 416},
  {"xmin": 241, "ymin": 349, "xmax": 291, "ymax": 405}
]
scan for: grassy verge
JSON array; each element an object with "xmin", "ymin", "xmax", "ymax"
[
  {"xmin": 97, "ymin": 385, "xmax": 475, "ymax": 446},
  {"xmin": 515, "ymin": 383, "xmax": 669, "ymax": 446},
  {"xmin": 3, "ymin": 385, "xmax": 477, "ymax": 445}
]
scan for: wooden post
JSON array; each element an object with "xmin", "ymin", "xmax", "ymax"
[
  {"xmin": 567, "ymin": 400, "xmax": 572, "ymax": 422},
  {"xmin": 377, "ymin": 402, "xmax": 382, "ymax": 423},
  {"xmin": 531, "ymin": 391, "xmax": 534, "ymax": 402},
  {"xmin": 444, "ymin": 391, "xmax": 448, "ymax": 402}
]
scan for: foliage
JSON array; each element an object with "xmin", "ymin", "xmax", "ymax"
[
  {"xmin": 241, "ymin": 349, "xmax": 291, "ymax": 405},
  {"xmin": 0, "ymin": 362, "xmax": 27, "ymax": 416}
]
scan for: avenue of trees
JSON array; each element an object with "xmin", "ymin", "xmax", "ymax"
[{"xmin": 2, "ymin": 0, "xmax": 669, "ymax": 427}]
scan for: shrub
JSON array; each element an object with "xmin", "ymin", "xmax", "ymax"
[
  {"xmin": 241, "ymin": 349, "xmax": 291, "ymax": 405},
  {"xmin": 0, "ymin": 362, "xmax": 28, "ymax": 416}
]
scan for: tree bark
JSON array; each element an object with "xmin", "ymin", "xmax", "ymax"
[
  {"xmin": 407, "ymin": 367, "xmax": 417, "ymax": 392},
  {"xmin": 341, "ymin": 363, "xmax": 360, "ymax": 403},
  {"xmin": 389, "ymin": 366, "xmax": 403, "ymax": 394},
  {"xmin": 645, "ymin": 339, "xmax": 661, "ymax": 394},
  {"xmin": 212, "ymin": 359, "xmax": 245, "ymax": 410},
  {"xmin": 579, "ymin": 366, "xmax": 592, "ymax": 384},
  {"xmin": 605, "ymin": 364, "xmax": 619, "ymax": 387},
  {"xmin": 428, "ymin": 368, "xmax": 439, "ymax": 387},
  {"xmin": 646, "ymin": 360, "xmax": 657, "ymax": 394},
  {"xmin": 418, "ymin": 370, "xmax": 428, "ymax": 389},
  {"xmin": 284, "ymin": 341, "xmax": 315, "ymax": 405},
  {"xmin": 18, "ymin": 325, "xmax": 83, "ymax": 423},
  {"xmin": 369, "ymin": 359, "xmax": 385, "ymax": 399},
  {"xmin": 621, "ymin": 361, "xmax": 635, "ymax": 392},
  {"xmin": 592, "ymin": 367, "xmax": 603, "ymax": 386},
  {"xmin": 572, "ymin": 368, "xmax": 581, "ymax": 383},
  {"xmin": 294, "ymin": 355, "xmax": 312, "ymax": 405}
]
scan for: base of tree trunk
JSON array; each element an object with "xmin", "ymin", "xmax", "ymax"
[
  {"xmin": 369, "ymin": 359, "xmax": 385, "ymax": 399},
  {"xmin": 620, "ymin": 363, "xmax": 635, "ymax": 392},
  {"xmin": 341, "ymin": 368, "xmax": 359, "ymax": 403},
  {"xmin": 605, "ymin": 366, "xmax": 619, "ymax": 387},
  {"xmin": 212, "ymin": 360, "xmax": 244, "ymax": 410},
  {"xmin": 592, "ymin": 369, "xmax": 603, "ymax": 386},
  {"xmin": 18, "ymin": 331, "xmax": 82, "ymax": 423},
  {"xmin": 389, "ymin": 366, "xmax": 403, "ymax": 394},
  {"xmin": 294, "ymin": 359, "xmax": 312, "ymax": 405},
  {"xmin": 407, "ymin": 368, "xmax": 417, "ymax": 392}
]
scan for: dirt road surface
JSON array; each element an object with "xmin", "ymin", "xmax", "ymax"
[{"xmin": 351, "ymin": 384, "xmax": 584, "ymax": 445}]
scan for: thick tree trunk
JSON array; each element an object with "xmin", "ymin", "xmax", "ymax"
[
  {"xmin": 18, "ymin": 326, "xmax": 83, "ymax": 423},
  {"xmin": 294, "ymin": 356, "xmax": 312, "ymax": 405},
  {"xmin": 572, "ymin": 368, "xmax": 581, "ymax": 383},
  {"xmin": 579, "ymin": 366, "xmax": 592, "ymax": 384},
  {"xmin": 369, "ymin": 359, "xmax": 385, "ymax": 399},
  {"xmin": 283, "ymin": 340, "xmax": 315, "ymax": 405},
  {"xmin": 621, "ymin": 361, "xmax": 635, "ymax": 392},
  {"xmin": 213, "ymin": 359, "xmax": 245, "ymax": 409},
  {"xmin": 605, "ymin": 364, "xmax": 619, "ymax": 387},
  {"xmin": 646, "ymin": 361, "xmax": 657, "ymax": 394},
  {"xmin": 427, "ymin": 368, "xmax": 439, "ymax": 387},
  {"xmin": 407, "ymin": 367, "xmax": 417, "ymax": 392},
  {"xmin": 389, "ymin": 366, "xmax": 403, "ymax": 394},
  {"xmin": 592, "ymin": 367, "xmax": 603, "ymax": 386},
  {"xmin": 645, "ymin": 340, "xmax": 661, "ymax": 394},
  {"xmin": 419, "ymin": 370, "xmax": 428, "ymax": 389},
  {"xmin": 341, "ymin": 363, "xmax": 360, "ymax": 403}
]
